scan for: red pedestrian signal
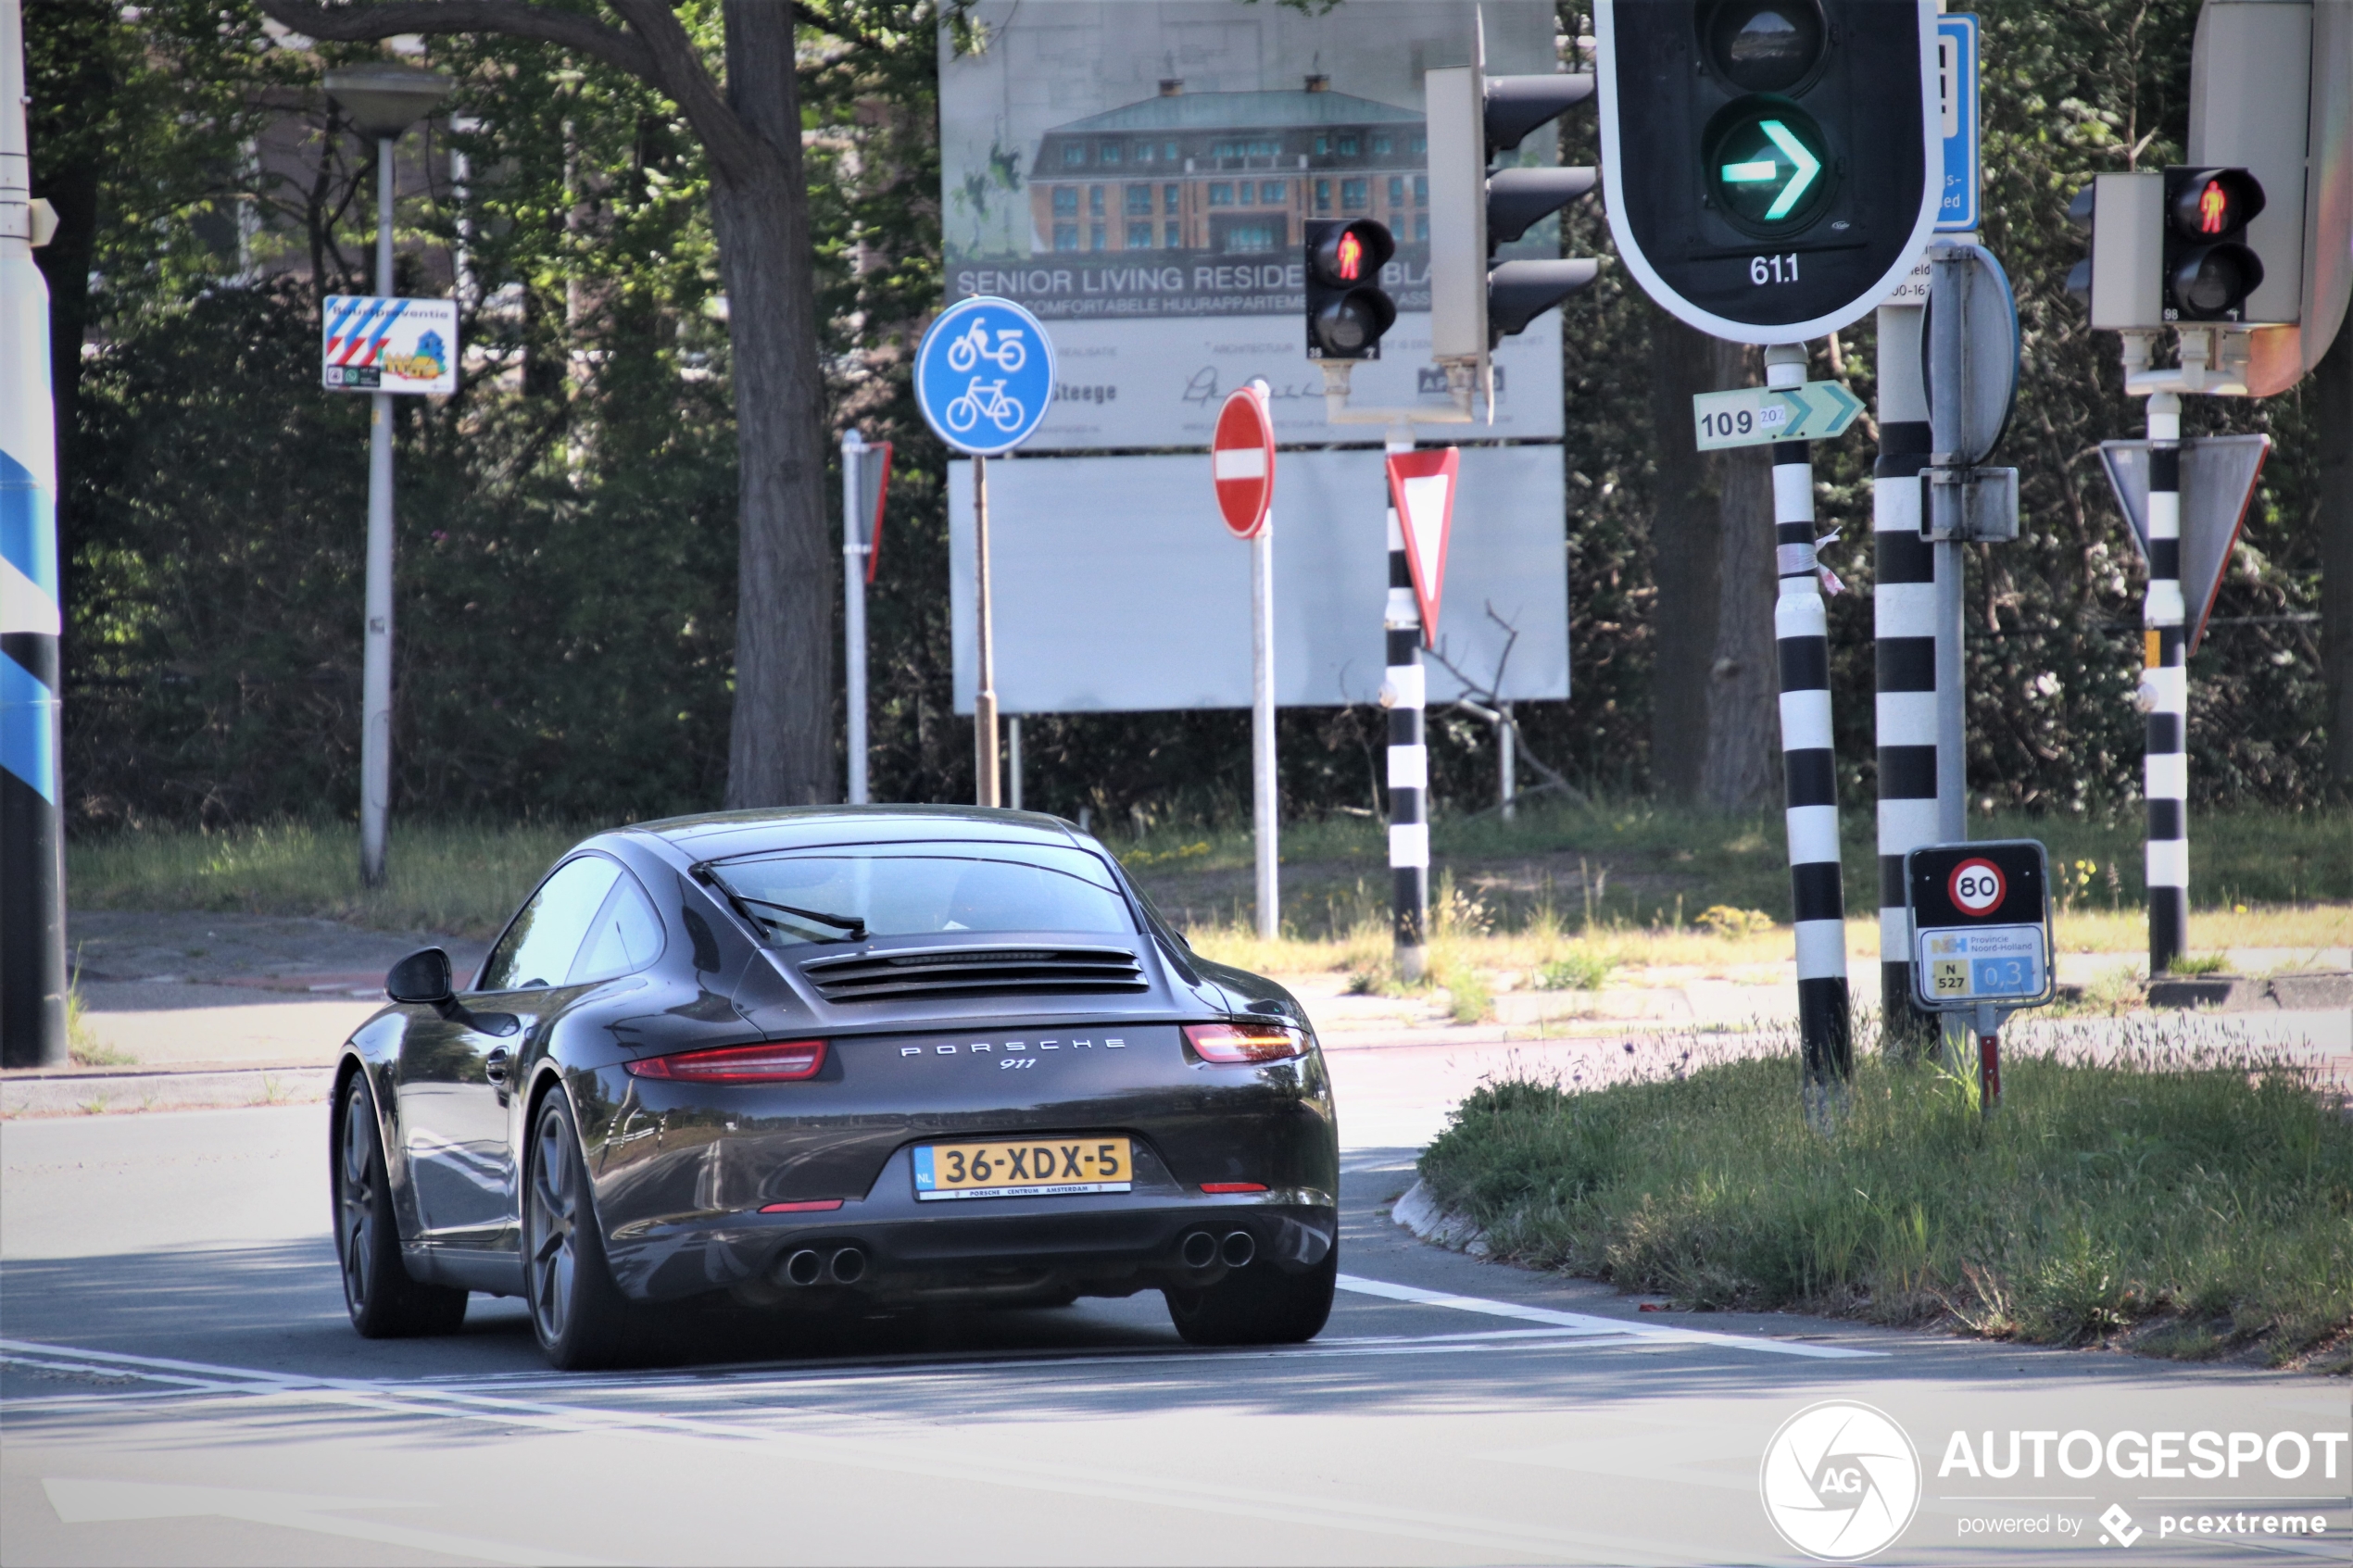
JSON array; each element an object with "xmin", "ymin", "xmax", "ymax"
[
  {"xmin": 2197, "ymin": 180, "xmax": 2228, "ymax": 234},
  {"xmin": 1334, "ymin": 230, "xmax": 1363, "ymax": 281},
  {"xmin": 2161, "ymin": 167, "xmax": 2266, "ymax": 321},
  {"xmin": 1303, "ymin": 220, "xmax": 1397, "ymax": 360}
]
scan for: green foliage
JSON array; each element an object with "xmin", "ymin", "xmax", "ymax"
[{"xmin": 1418, "ymin": 1040, "xmax": 2353, "ymax": 1365}]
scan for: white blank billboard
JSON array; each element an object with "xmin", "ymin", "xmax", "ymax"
[{"xmin": 949, "ymin": 446, "xmax": 1567, "ymax": 714}]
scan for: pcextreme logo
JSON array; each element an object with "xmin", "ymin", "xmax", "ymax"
[{"xmin": 1759, "ymin": 1400, "xmax": 1923, "ymax": 1562}]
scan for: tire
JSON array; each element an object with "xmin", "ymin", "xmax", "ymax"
[
  {"xmin": 1165, "ymin": 1248, "xmax": 1337, "ymax": 1347},
  {"xmin": 334, "ymin": 1072, "xmax": 469, "ymax": 1338},
  {"xmin": 523, "ymin": 1088, "xmax": 641, "ymax": 1370}
]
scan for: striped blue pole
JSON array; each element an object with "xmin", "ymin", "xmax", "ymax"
[
  {"xmin": 1763, "ymin": 344, "xmax": 1852, "ymax": 1101},
  {"xmin": 1, "ymin": 0, "xmax": 66, "ymax": 1065}
]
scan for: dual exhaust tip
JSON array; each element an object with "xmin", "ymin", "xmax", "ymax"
[
  {"xmin": 1181, "ymin": 1230, "xmax": 1254, "ymax": 1270},
  {"xmin": 779, "ymin": 1246, "xmax": 864, "ymax": 1286}
]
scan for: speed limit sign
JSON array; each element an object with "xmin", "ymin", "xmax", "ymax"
[
  {"xmin": 1946, "ymin": 859, "xmax": 2006, "ymax": 915},
  {"xmin": 1905, "ymin": 840, "xmax": 2053, "ymax": 1012}
]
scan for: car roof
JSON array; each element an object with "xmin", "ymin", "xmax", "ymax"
[{"xmin": 614, "ymin": 804, "xmax": 1094, "ymax": 863}]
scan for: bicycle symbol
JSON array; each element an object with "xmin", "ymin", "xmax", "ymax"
[
  {"xmin": 944, "ymin": 378, "xmax": 1026, "ymax": 434},
  {"xmin": 944, "ymin": 320, "xmax": 1027, "ymax": 374}
]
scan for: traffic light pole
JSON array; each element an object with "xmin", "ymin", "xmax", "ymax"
[
  {"xmin": 1871, "ymin": 298, "xmax": 1937, "ymax": 1052},
  {"xmin": 359, "ymin": 136, "xmax": 396, "ymax": 889},
  {"xmin": 2142, "ymin": 390, "xmax": 2188, "ymax": 973},
  {"xmin": 1382, "ymin": 425, "xmax": 1428, "ymax": 983},
  {"xmin": 1764, "ymin": 344, "xmax": 1853, "ymax": 1108},
  {"xmin": 0, "ymin": 0, "xmax": 67, "ymax": 1065}
]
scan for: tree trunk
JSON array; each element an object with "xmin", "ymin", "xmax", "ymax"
[
  {"xmin": 2317, "ymin": 317, "xmax": 2352, "ymax": 785},
  {"xmin": 1646, "ymin": 314, "xmax": 1719, "ymax": 799},
  {"xmin": 714, "ymin": 0, "xmax": 835, "ymax": 807},
  {"xmin": 1647, "ymin": 317, "xmax": 1779, "ymax": 811}
]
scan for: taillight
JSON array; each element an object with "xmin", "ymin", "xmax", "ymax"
[
  {"xmin": 1184, "ymin": 1022, "xmax": 1305, "ymax": 1064},
  {"xmin": 1200, "ymin": 1182, "xmax": 1268, "ymax": 1194},
  {"xmin": 626, "ymin": 1040, "xmax": 826, "ymax": 1083}
]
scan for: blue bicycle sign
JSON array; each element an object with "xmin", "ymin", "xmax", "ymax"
[{"xmin": 915, "ymin": 296, "xmax": 1055, "ymax": 456}]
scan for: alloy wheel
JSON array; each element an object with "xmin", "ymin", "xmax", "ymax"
[
  {"xmin": 339, "ymin": 1088, "xmax": 376, "ymax": 1311},
  {"xmin": 527, "ymin": 1104, "xmax": 577, "ymax": 1344}
]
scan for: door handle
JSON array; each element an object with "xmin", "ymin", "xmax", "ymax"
[{"xmin": 484, "ymin": 1047, "xmax": 511, "ymax": 1084}]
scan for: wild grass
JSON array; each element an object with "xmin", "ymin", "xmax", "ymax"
[
  {"xmin": 67, "ymin": 818, "xmax": 581, "ymax": 940},
  {"xmin": 1416, "ymin": 1025, "xmax": 2353, "ymax": 1370}
]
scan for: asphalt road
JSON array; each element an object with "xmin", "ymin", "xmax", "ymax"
[{"xmin": 2, "ymin": 1105, "xmax": 2346, "ymax": 1566}]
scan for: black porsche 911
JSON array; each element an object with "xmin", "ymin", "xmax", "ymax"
[{"xmin": 332, "ymin": 806, "xmax": 1339, "ymax": 1368}]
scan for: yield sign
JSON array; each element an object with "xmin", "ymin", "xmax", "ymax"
[
  {"xmin": 2096, "ymin": 434, "xmax": 2270, "ymax": 655},
  {"xmin": 1211, "ymin": 384, "xmax": 1275, "ymax": 539},
  {"xmin": 1385, "ymin": 446, "xmax": 1459, "ymax": 647}
]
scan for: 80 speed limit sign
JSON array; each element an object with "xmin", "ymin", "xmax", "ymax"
[
  {"xmin": 1946, "ymin": 859, "xmax": 2006, "ymax": 916},
  {"xmin": 1905, "ymin": 841, "xmax": 2054, "ymax": 1012}
]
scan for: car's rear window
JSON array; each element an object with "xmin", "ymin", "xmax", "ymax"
[{"xmin": 705, "ymin": 843, "xmax": 1134, "ymax": 947}]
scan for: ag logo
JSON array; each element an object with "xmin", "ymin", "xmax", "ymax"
[{"xmin": 1758, "ymin": 1400, "xmax": 1921, "ymax": 1562}]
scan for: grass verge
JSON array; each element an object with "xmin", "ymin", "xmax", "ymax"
[{"xmin": 1416, "ymin": 1034, "xmax": 2353, "ymax": 1371}]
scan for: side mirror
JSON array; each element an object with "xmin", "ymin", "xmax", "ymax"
[{"xmin": 386, "ymin": 947, "xmax": 455, "ymax": 1006}]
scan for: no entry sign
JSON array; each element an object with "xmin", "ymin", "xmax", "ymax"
[{"xmin": 1211, "ymin": 386, "xmax": 1275, "ymax": 539}]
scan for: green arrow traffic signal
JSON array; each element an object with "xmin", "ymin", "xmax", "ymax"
[{"xmin": 1705, "ymin": 103, "xmax": 1831, "ymax": 232}]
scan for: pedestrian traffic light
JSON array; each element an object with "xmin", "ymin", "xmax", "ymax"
[
  {"xmin": 1593, "ymin": 0, "xmax": 1941, "ymax": 343},
  {"xmin": 2063, "ymin": 172, "xmax": 2164, "ymax": 331},
  {"xmin": 1303, "ymin": 220, "xmax": 1397, "ymax": 360},
  {"xmin": 2160, "ymin": 167, "xmax": 2266, "ymax": 323},
  {"xmin": 1427, "ymin": 61, "xmax": 1603, "ymax": 399}
]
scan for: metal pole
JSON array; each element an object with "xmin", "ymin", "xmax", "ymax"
[
  {"xmin": 1007, "ymin": 716, "xmax": 1023, "ymax": 811},
  {"xmin": 973, "ymin": 454, "xmax": 1000, "ymax": 808},
  {"xmin": 0, "ymin": 0, "xmax": 68, "ymax": 1066},
  {"xmin": 1252, "ymin": 514, "xmax": 1277, "ymax": 940},
  {"xmin": 359, "ymin": 135, "xmax": 396, "ymax": 889},
  {"xmin": 1383, "ymin": 425, "xmax": 1428, "ymax": 983},
  {"xmin": 1764, "ymin": 343, "xmax": 1852, "ymax": 1110},
  {"xmin": 842, "ymin": 431, "xmax": 869, "ymax": 805},
  {"xmin": 1498, "ymin": 702, "xmax": 1516, "ymax": 822},
  {"xmin": 1974, "ymin": 999, "xmax": 2001, "ymax": 1116},
  {"xmin": 1872, "ymin": 300, "xmax": 1936, "ymax": 1049},
  {"xmin": 2143, "ymin": 391, "xmax": 2187, "ymax": 973},
  {"xmin": 1927, "ymin": 251, "xmax": 1969, "ymax": 848}
]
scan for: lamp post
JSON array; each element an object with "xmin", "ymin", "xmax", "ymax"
[{"xmin": 323, "ymin": 64, "xmax": 450, "ymax": 889}]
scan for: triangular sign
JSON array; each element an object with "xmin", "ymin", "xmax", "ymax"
[
  {"xmin": 859, "ymin": 439, "xmax": 893, "ymax": 583},
  {"xmin": 2095, "ymin": 434, "xmax": 2269, "ymax": 655},
  {"xmin": 1385, "ymin": 446, "xmax": 1458, "ymax": 648}
]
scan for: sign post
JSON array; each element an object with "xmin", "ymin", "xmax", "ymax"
[
  {"xmin": 1906, "ymin": 839, "xmax": 2055, "ymax": 1114},
  {"xmin": 1380, "ymin": 445, "xmax": 1459, "ymax": 983},
  {"xmin": 915, "ymin": 296, "xmax": 1055, "ymax": 808},
  {"xmin": 1213, "ymin": 382, "xmax": 1279, "ymax": 939},
  {"xmin": 840, "ymin": 432, "xmax": 892, "ymax": 805}
]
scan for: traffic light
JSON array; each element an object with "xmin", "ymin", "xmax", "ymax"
[
  {"xmin": 2160, "ymin": 167, "xmax": 2266, "ymax": 323},
  {"xmin": 2063, "ymin": 172, "xmax": 2164, "ymax": 331},
  {"xmin": 1303, "ymin": 220, "xmax": 1397, "ymax": 360},
  {"xmin": 1593, "ymin": 0, "xmax": 1941, "ymax": 342},
  {"xmin": 1426, "ymin": 62, "xmax": 1602, "ymax": 395}
]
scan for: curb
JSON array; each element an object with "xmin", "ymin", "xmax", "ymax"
[
  {"xmin": 1390, "ymin": 1178, "xmax": 1491, "ymax": 1257},
  {"xmin": 2, "ymin": 1067, "xmax": 335, "ymax": 1118},
  {"xmin": 2146, "ymin": 971, "xmax": 2353, "ymax": 1012}
]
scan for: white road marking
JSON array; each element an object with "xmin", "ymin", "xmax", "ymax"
[
  {"xmin": 1334, "ymin": 1274, "xmax": 1886, "ymax": 1359},
  {"xmin": 42, "ymin": 1479, "xmax": 610, "ymax": 1567},
  {"xmin": 0, "ymin": 1337, "xmax": 1703, "ymax": 1564}
]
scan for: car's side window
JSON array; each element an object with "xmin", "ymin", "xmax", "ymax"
[
  {"xmin": 569, "ymin": 872, "xmax": 665, "ymax": 985},
  {"xmin": 475, "ymin": 856, "xmax": 623, "ymax": 993}
]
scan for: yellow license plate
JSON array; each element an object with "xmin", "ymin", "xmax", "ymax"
[{"xmin": 912, "ymin": 1136, "xmax": 1132, "ymax": 1201}]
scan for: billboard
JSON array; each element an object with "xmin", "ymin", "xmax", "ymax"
[
  {"xmin": 948, "ymin": 446, "xmax": 1567, "ymax": 714},
  {"xmin": 937, "ymin": 0, "xmax": 1568, "ymax": 448}
]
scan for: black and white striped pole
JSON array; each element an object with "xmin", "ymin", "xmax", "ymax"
[
  {"xmin": 1764, "ymin": 344, "xmax": 1852, "ymax": 1100},
  {"xmin": 0, "ymin": 0, "xmax": 66, "ymax": 1066},
  {"xmin": 2141, "ymin": 390, "xmax": 2187, "ymax": 973},
  {"xmin": 1382, "ymin": 426, "xmax": 1428, "ymax": 983},
  {"xmin": 1871, "ymin": 295, "xmax": 1938, "ymax": 1047}
]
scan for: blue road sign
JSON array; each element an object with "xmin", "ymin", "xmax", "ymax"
[
  {"xmin": 1936, "ymin": 15, "xmax": 1981, "ymax": 232},
  {"xmin": 915, "ymin": 296, "xmax": 1056, "ymax": 457}
]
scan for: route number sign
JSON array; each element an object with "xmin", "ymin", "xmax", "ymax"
[{"xmin": 1905, "ymin": 839, "xmax": 2055, "ymax": 1012}]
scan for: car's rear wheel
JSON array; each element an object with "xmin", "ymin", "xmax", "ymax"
[
  {"xmin": 524, "ymin": 1089, "xmax": 640, "ymax": 1370},
  {"xmin": 334, "ymin": 1073, "xmax": 468, "ymax": 1338},
  {"xmin": 1165, "ymin": 1248, "xmax": 1336, "ymax": 1347}
]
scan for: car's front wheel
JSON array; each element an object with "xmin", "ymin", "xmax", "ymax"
[
  {"xmin": 523, "ymin": 1088, "xmax": 640, "ymax": 1370},
  {"xmin": 334, "ymin": 1073, "xmax": 468, "ymax": 1338},
  {"xmin": 1165, "ymin": 1249, "xmax": 1336, "ymax": 1347}
]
